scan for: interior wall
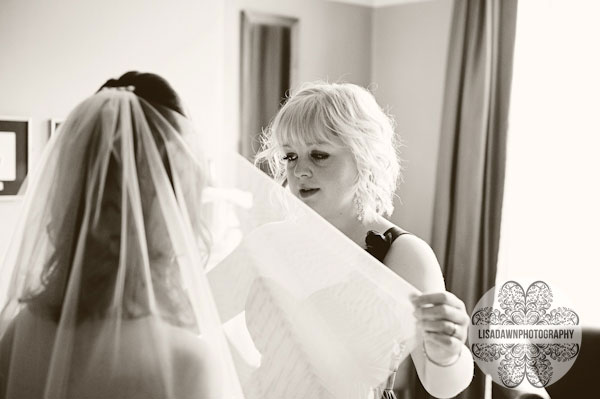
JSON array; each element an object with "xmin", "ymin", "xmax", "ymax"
[
  {"xmin": 371, "ymin": 0, "xmax": 454, "ymax": 243},
  {"xmin": 0, "ymin": 0, "xmax": 452, "ymax": 259},
  {"xmin": 0, "ymin": 0, "xmax": 226, "ymax": 259},
  {"xmin": 224, "ymin": 0, "xmax": 373, "ymax": 152},
  {"xmin": 226, "ymin": 0, "xmax": 452, "ymax": 244}
]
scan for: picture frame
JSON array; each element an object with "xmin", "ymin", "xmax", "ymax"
[
  {"xmin": 49, "ymin": 118, "xmax": 64, "ymax": 137},
  {"xmin": 0, "ymin": 117, "xmax": 30, "ymax": 198}
]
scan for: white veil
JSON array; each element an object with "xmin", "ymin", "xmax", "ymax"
[
  {"xmin": 0, "ymin": 88, "xmax": 420, "ymax": 399},
  {"xmin": 204, "ymin": 145, "xmax": 422, "ymax": 396},
  {"xmin": 0, "ymin": 89, "xmax": 242, "ymax": 399}
]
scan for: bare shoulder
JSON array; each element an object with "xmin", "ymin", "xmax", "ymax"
[
  {"xmin": 170, "ymin": 328, "xmax": 212, "ymax": 370},
  {"xmin": 119, "ymin": 319, "xmax": 222, "ymax": 398},
  {"xmin": 167, "ymin": 326, "xmax": 222, "ymax": 398},
  {"xmin": 384, "ymin": 232, "xmax": 446, "ymax": 293},
  {"xmin": 0, "ymin": 315, "xmax": 17, "ymax": 399},
  {"xmin": 0, "ymin": 312, "xmax": 17, "ymax": 369},
  {"xmin": 0, "ymin": 313, "xmax": 17, "ymax": 348},
  {"xmin": 0, "ymin": 307, "xmax": 54, "ymax": 352},
  {"xmin": 0, "ymin": 308, "xmax": 56, "ymax": 399}
]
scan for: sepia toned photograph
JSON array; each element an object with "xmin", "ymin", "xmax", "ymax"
[
  {"xmin": 0, "ymin": 1, "xmax": 598, "ymax": 398},
  {"xmin": 48, "ymin": 118, "xmax": 64, "ymax": 137},
  {"xmin": 0, "ymin": 117, "xmax": 29, "ymax": 197}
]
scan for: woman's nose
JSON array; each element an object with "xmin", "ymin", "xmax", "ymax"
[{"xmin": 293, "ymin": 158, "xmax": 312, "ymax": 178}]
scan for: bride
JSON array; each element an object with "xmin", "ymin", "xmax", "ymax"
[
  {"xmin": 1, "ymin": 72, "xmax": 467, "ymax": 399},
  {"xmin": 0, "ymin": 72, "xmax": 240, "ymax": 399}
]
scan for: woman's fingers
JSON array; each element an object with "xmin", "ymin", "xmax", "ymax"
[
  {"xmin": 424, "ymin": 331, "xmax": 463, "ymax": 348},
  {"xmin": 418, "ymin": 319, "xmax": 466, "ymax": 341},
  {"xmin": 412, "ymin": 291, "xmax": 470, "ymax": 346},
  {"xmin": 412, "ymin": 291, "xmax": 466, "ymax": 311},
  {"xmin": 423, "ymin": 331, "xmax": 464, "ymax": 364},
  {"xmin": 413, "ymin": 303, "xmax": 470, "ymax": 325}
]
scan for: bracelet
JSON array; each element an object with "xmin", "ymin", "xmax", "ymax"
[{"xmin": 422, "ymin": 341, "xmax": 461, "ymax": 367}]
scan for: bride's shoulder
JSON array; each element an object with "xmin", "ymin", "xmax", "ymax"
[
  {"xmin": 1, "ymin": 306, "xmax": 56, "ymax": 341},
  {"xmin": 0, "ymin": 306, "xmax": 56, "ymax": 375},
  {"xmin": 122, "ymin": 316, "xmax": 208, "ymax": 351},
  {"xmin": 117, "ymin": 317, "xmax": 221, "ymax": 397},
  {"xmin": 160, "ymin": 321, "xmax": 213, "ymax": 361},
  {"xmin": 129, "ymin": 318, "xmax": 216, "ymax": 368},
  {"xmin": 152, "ymin": 320, "xmax": 222, "ymax": 397}
]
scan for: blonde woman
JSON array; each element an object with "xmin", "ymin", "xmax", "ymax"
[{"xmin": 257, "ymin": 82, "xmax": 474, "ymax": 398}]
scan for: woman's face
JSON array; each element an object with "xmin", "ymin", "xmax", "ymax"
[{"xmin": 282, "ymin": 137, "xmax": 358, "ymax": 222}]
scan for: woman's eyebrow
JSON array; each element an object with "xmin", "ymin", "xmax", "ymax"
[{"xmin": 282, "ymin": 141, "xmax": 331, "ymax": 148}]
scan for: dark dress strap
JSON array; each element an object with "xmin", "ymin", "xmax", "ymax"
[
  {"xmin": 365, "ymin": 227, "xmax": 410, "ymax": 263},
  {"xmin": 384, "ymin": 227, "xmax": 409, "ymax": 242}
]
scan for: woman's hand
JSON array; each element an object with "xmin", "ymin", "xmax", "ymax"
[{"xmin": 411, "ymin": 292, "xmax": 470, "ymax": 366}]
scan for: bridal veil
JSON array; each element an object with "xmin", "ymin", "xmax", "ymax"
[{"xmin": 0, "ymin": 87, "xmax": 419, "ymax": 399}]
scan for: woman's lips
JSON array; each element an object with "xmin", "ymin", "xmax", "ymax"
[{"xmin": 299, "ymin": 188, "xmax": 320, "ymax": 199}]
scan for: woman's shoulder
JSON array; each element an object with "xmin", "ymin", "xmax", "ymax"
[
  {"xmin": 108, "ymin": 317, "xmax": 221, "ymax": 397},
  {"xmin": 162, "ymin": 323, "xmax": 213, "ymax": 367},
  {"xmin": 122, "ymin": 316, "xmax": 210, "ymax": 355},
  {"xmin": 1, "ymin": 306, "xmax": 57, "ymax": 343},
  {"xmin": 383, "ymin": 226, "xmax": 445, "ymax": 293},
  {"xmin": 159, "ymin": 323, "xmax": 222, "ymax": 398}
]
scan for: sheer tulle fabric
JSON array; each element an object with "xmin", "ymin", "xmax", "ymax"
[
  {"xmin": 0, "ymin": 90, "xmax": 420, "ymax": 399},
  {"xmin": 0, "ymin": 91, "xmax": 241, "ymax": 398},
  {"xmin": 206, "ymin": 157, "xmax": 420, "ymax": 398}
]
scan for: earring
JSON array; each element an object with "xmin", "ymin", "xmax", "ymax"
[{"xmin": 354, "ymin": 194, "xmax": 365, "ymax": 222}]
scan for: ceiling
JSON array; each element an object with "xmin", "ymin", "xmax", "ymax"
[{"xmin": 327, "ymin": 0, "xmax": 430, "ymax": 8}]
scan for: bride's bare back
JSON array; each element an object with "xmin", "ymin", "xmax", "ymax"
[{"xmin": 0, "ymin": 308, "xmax": 220, "ymax": 399}]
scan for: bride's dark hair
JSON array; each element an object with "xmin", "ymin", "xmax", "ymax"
[
  {"xmin": 23, "ymin": 72, "xmax": 199, "ymax": 328},
  {"xmin": 97, "ymin": 71, "xmax": 186, "ymax": 116}
]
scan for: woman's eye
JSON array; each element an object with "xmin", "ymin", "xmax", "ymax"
[
  {"xmin": 311, "ymin": 152, "xmax": 329, "ymax": 161},
  {"xmin": 282, "ymin": 153, "xmax": 297, "ymax": 162}
]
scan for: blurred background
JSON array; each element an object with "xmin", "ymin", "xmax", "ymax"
[
  {"xmin": 0, "ymin": 0, "xmax": 451, "ymax": 261},
  {"xmin": 1, "ymin": 0, "xmax": 599, "ymax": 397}
]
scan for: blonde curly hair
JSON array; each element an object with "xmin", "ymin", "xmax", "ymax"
[{"xmin": 256, "ymin": 81, "xmax": 402, "ymax": 221}]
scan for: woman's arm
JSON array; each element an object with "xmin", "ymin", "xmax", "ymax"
[{"xmin": 384, "ymin": 234, "xmax": 473, "ymax": 399}]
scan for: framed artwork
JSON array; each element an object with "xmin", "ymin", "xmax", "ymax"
[
  {"xmin": 0, "ymin": 117, "xmax": 30, "ymax": 197},
  {"xmin": 49, "ymin": 118, "xmax": 64, "ymax": 137}
]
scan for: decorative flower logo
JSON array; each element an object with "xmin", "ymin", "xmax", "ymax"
[{"xmin": 471, "ymin": 281, "xmax": 579, "ymax": 388}]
